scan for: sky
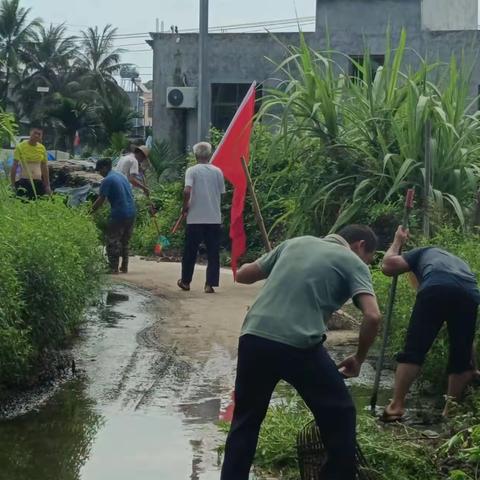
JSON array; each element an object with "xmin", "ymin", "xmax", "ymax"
[{"xmin": 23, "ymin": 0, "xmax": 316, "ymax": 83}]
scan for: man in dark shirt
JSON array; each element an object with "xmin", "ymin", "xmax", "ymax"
[
  {"xmin": 382, "ymin": 226, "xmax": 480, "ymax": 419},
  {"xmin": 92, "ymin": 158, "xmax": 136, "ymax": 274}
]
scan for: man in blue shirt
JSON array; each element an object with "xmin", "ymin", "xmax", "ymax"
[
  {"xmin": 92, "ymin": 158, "xmax": 136, "ymax": 274},
  {"xmin": 382, "ymin": 226, "xmax": 480, "ymax": 419}
]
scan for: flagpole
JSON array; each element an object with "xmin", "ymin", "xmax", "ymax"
[{"xmin": 241, "ymin": 156, "xmax": 272, "ymax": 252}]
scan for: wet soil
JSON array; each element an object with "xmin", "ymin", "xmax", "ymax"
[{"xmin": 0, "ymin": 285, "xmax": 228, "ymax": 480}]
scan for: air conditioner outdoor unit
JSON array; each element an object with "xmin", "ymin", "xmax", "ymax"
[{"xmin": 166, "ymin": 87, "xmax": 198, "ymax": 109}]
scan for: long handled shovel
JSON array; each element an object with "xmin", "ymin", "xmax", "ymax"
[{"xmin": 370, "ymin": 188, "xmax": 415, "ymax": 414}]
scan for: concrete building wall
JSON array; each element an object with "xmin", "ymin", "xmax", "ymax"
[
  {"xmin": 316, "ymin": 0, "xmax": 421, "ymax": 36},
  {"xmin": 422, "ymin": 0, "xmax": 478, "ymax": 31},
  {"xmin": 150, "ymin": 32, "xmax": 307, "ymax": 153},
  {"xmin": 150, "ymin": 0, "xmax": 480, "ymax": 154}
]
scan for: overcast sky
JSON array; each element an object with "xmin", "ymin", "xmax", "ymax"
[{"xmin": 23, "ymin": 0, "xmax": 316, "ymax": 82}]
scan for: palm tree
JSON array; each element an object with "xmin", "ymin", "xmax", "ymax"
[
  {"xmin": 15, "ymin": 23, "xmax": 78, "ymax": 119},
  {"xmin": 47, "ymin": 93, "xmax": 98, "ymax": 154},
  {"xmin": 77, "ymin": 25, "xmax": 125, "ymax": 95},
  {"xmin": 21, "ymin": 24, "xmax": 77, "ymax": 88},
  {"xmin": 0, "ymin": 0, "xmax": 40, "ymax": 107},
  {"xmin": 98, "ymin": 93, "xmax": 139, "ymax": 142}
]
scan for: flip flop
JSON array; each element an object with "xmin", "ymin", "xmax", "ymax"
[
  {"xmin": 379, "ymin": 410, "xmax": 406, "ymax": 424},
  {"xmin": 177, "ymin": 279, "xmax": 190, "ymax": 291}
]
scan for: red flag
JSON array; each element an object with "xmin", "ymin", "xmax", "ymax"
[{"xmin": 212, "ymin": 82, "xmax": 256, "ymax": 276}]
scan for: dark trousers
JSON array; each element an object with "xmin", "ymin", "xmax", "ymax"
[
  {"xmin": 221, "ymin": 334, "xmax": 356, "ymax": 480},
  {"xmin": 105, "ymin": 217, "xmax": 135, "ymax": 272},
  {"xmin": 15, "ymin": 178, "xmax": 45, "ymax": 200},
  {"xmin": 397, "ymin": 285, "xmax": 478, "ymax": 373},
  {"xmin": 181, "ymin": 224, "xmax": 221, "ymax": 287}
]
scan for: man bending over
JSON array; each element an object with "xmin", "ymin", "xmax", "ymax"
[
  {"xmin": 382, "ymin": 226, "xmax": 480, "ymax": 420},
  {"xmin": 221, "ymin": 225, "xmax": 382, "ymax": 480}
]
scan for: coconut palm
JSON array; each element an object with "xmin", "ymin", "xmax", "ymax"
[
  {"xmin": 98, "ymin": 93, "xmax": 139, "ymax": 141},
  {"xmin": 0, "ymin": 0, "xmax": 40, "ymax": 107},
  {"xmin": 47, "ymin": 93, "xmax": 98, "ymax": 154},
  {"xmin": 77, "ymin": 24, "xmax": 125, "ymax": 95},
  {"xmin": 14, "ymin": 23, "xmax": 79, "ymax": 120},
  {"xmin": 21, "ymin": 23, "xmax": 77, "ymax": 88}
]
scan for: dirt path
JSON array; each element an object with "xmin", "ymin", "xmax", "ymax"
[{"xmin": 118, "ymin": 257, "xmax": 359, "ymax": 357}]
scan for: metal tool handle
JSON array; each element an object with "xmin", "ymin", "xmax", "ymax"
[{"xmin": 370, "ymin": 189, "xmax": 415, "ymax": 413}]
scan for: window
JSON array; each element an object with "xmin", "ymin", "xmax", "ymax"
[
  {"xmin": 147, "ymin": 102, "xmax": 153, "ymax": 118},
  {"xmin": 211, "ymin": 83, "xmax": 262, "ymax": 131},
  {"xmin": 350, "ymin": 55, "xmax": 385, "ymax": 83}
]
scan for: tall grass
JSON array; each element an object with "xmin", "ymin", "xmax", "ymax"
[{"xmin": 258, "ymin": 30, "xmax": 480, "ymax": 234}]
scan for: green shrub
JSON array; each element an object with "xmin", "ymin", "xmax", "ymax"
[
  {"xmin": 0, "ymin": 187, "xmax": 104, "ymax": 385},
  {"xmin": 130, "ymin": 181, "xmax": 185, "ymax": 256}
]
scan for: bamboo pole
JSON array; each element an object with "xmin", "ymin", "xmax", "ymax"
[{"xmin": 241, "ymin": 156, "xmax": 272, "ymax": 252}]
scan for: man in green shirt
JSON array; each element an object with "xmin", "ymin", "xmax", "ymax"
[
  {"xmin": 221, "ymin": 225, "xmax": 382, "ymax": 480},
  {"xmin": 10, "ymin": 125, "xmax": 51, "ymax": 199}
]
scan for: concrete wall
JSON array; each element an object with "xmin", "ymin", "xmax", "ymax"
[
  {"xmin": 316, "ymin": 0, "xmax": 421, "ymax": 37},
  {"xmin": 422, "ymin": 0, "xmax": 478, "ymax": 31}
]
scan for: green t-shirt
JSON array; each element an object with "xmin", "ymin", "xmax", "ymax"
[{"xmin": 241, "ymin": 235, "xmax": 375, "ymax": 349}]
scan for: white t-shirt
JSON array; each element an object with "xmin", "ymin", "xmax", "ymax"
[
  {"xmin": 185, "ymin": 163, "xmax": 226, "ymax": 224},
  {"xmin": 115, "ymin": 153, "xmax": 139, "ymax": 178}
]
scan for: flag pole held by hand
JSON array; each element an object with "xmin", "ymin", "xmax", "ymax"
[{"xmin": 370, "ymin": 188, "xmax": 415, "ymax": 414}]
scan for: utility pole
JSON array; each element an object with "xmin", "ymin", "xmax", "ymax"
[{"xmin": 197, "ymin": 0, "xmax": 209, "ymax": 142}]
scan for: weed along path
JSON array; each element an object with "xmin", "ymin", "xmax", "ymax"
[{"xmin": 0, "ymin": 257, "xmax": 365, "ymax": 480}]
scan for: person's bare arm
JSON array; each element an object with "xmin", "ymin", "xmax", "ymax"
[
  {"xmin": 128, "ymin": 175, "xmax": 149, "ymax": 196},
  {"xmin": 382, "ymin": 226, "xmax": 411, "ymax": 277},
  {"xmin": 182, "ymin": 186, "xmax": 192, "ymax": 215},
  {"xmin": 236, "ymin": 262, "xmax": 267, "ymax": 285},
  {"xmin": 10, "ymin": 159, "xmax": 19, "ymax": 187},
  {"xmin": 41, "ymin": 162, "xmax": 52, "ymax": 194},
  {"xmin": 338, "ymin": 293, "xmax": 382, "ymax": 378},
  {"xmin": 90, "ymin": 195, "xmax": 106, "ymax": 214}
]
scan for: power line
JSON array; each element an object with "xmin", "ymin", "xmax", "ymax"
[
  {"xmin": 116, "ymin": 19, "xmax": 315, "ymax": 52},
  {"xmin": 45, "ymin": 15, "xmax": 317, "ymax": 49},
  {"xmin": 107, "ymin": 15, "xmax": 316, "ymax": 39}
]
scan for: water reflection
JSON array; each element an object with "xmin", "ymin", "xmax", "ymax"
[
  {"xmin": 0, "ymin": 379, "xmax": 103, "ymax": 480},
  {"xmin": 0, "ymin": 286, "xmax": 225, "ymax": 480}
]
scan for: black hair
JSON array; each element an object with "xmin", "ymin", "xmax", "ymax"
[
  {"xmin": 30, "ymin": 123, "xmax": 44, "ymax": 131},
  {"xmin": 336, "ymin": 224, "xmax": 378, "ymax": 253},
  {"xmin": 95, "ymin": 158, "xmax": 112, "ymax": 172}
]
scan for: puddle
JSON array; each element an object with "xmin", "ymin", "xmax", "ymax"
[{"xmin": 0, "ymin": 285, "xmax": 229, "ymax": 480}]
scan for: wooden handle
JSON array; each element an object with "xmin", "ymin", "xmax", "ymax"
[{"xmin": 171, "ymin": 214, "xmax": 184, "ymax": 234}]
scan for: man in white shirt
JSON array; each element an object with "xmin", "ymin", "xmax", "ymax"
[
  {"xmin": 177, "ymin": 142, "xmax": 226, "ymax": 293},
  {"xmin": 115, "ymin": 145, "xmax": 150, "ymax": 196}
]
